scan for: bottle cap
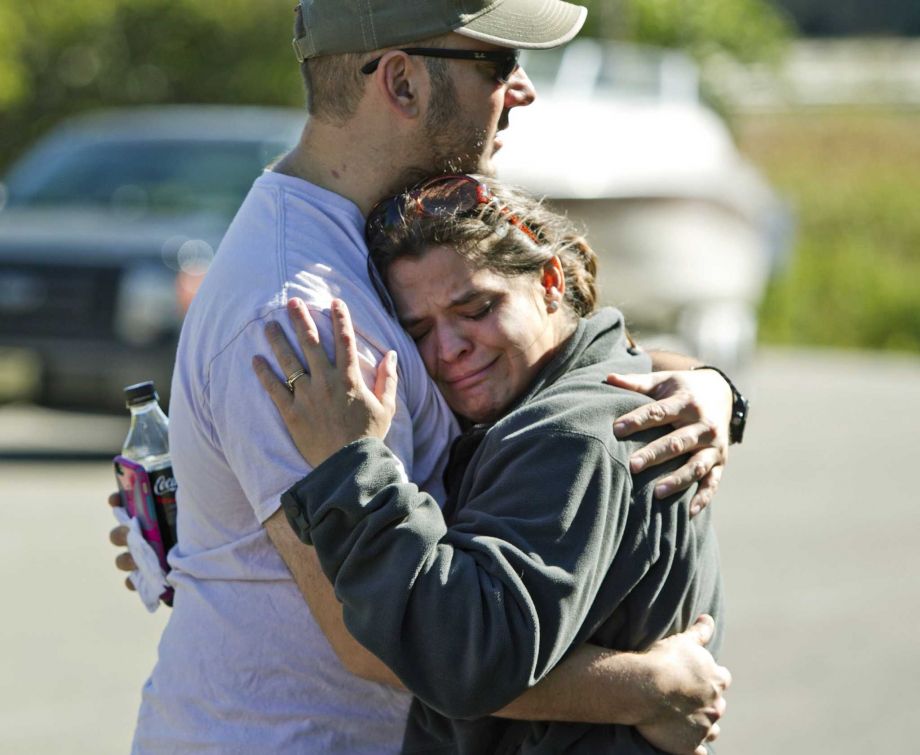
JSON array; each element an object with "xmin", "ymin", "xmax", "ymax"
[{"xmin": 124, "ymin": 380, "xmax": 159, "ymax": 407}]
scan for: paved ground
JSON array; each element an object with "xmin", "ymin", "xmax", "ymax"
[{"xmin": 1, "ymin": 347, "xmax": 918, "ymax": 753}]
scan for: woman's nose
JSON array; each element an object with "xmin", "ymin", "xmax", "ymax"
[{"xmin": 436, "ymin": 324, "xmax": 472, "ymax": 365}]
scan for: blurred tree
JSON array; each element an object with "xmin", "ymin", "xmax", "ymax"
[
  {"xmin": 0, "ymin": 0, "xmax": 301, "ymax": 169},
  {"xmin": 573, "ymin": 0, "xmax": 793, "ymax": 119},
  {"xmin": 0, "ymin": 4, "xmax": 28, "ymax": 110},
  {"xmin": 581, "ymin": 0, "xmax": 793, "ymax": 64},
  {"xmin": 0, "ymin": 0, "xmax": 793, "ymax": 170},
  {"xmin": 770, "ymin": 0, "xmax": 920, "ymax": 37}
]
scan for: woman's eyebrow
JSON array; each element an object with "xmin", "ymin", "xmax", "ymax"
[{"xmin": 448, "ymin": 288, "xmax": 486, "ymax": 308}]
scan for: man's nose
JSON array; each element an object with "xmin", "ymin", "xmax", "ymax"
[{"xmin": 504, "ymin": 65, "xmax": 536, "ymax": 110}]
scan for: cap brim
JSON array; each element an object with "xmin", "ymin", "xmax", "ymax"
[{"xmin": 456, "ymin": 0, "xmax": 587, "ymax": 50}]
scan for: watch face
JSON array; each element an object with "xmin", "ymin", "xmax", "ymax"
[{"xmin": 731, "ymin": 396, "xmax": 749, "ymax": 444}]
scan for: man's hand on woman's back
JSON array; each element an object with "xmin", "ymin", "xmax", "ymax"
[{"xmin": 608, "ymin": 367, "xmax": 734, "ymax": 516}]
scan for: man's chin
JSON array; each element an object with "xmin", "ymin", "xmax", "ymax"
[
  {"xmin": 450, "ymin": 149, "xmax": 496, "ymax": 177},
  {"xmin": 477, "ymin": 157, "xmax": 497, "ymax": 178},
  {"xmin": 472, "ymin": 149, "xmax": 498, "ymax": 178}
]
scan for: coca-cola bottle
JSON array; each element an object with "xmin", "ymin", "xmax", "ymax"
[{"xmin": 114, "ymin": 380, "xmax": 177, "ymax": 605}]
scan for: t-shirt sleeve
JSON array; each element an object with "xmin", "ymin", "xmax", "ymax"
[{"xmin": 207, "ymin": 305, "xmax": 415, "ymax": 523}]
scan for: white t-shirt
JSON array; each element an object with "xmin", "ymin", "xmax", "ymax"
[{"xmin": 132, "ymin": 172, "xmax": 458, "ymax": 753}]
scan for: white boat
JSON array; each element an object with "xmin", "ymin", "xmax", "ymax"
[{"xmin": 496, "ymin": 41, "xmax": 792, "ymax": 369}]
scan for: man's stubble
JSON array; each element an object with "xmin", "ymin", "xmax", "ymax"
[{"xmin": 392, "ymin": 62, "xmax": 495, "ymax": 193}]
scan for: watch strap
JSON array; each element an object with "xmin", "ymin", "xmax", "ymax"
[{"xmin": 692, "ymin": 365, "xmax": 749, "ymax": 445}]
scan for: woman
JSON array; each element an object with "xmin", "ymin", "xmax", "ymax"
[{"xmin": 253, "ymin": 175, "xmax": 724, "ymax": 753}]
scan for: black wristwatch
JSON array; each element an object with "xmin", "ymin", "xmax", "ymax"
[{"xmin": 692, "ymin": 365, "xmax": 749, "ymax": 445}]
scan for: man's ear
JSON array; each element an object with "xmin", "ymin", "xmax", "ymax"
[{"xmin": 371, "ymin": 51, "xmax": 422, "ymax": 120}]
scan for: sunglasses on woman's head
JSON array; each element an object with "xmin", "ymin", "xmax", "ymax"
[{"xmin": 364, "ymin": 174, "xmax": 539, "ymax": 255}]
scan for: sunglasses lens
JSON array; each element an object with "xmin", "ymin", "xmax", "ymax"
[
  {"xmin": 496, "ymin": 51, "xmax": 520, "ymax": 83},
  {"xmin": 365, "ymin": 198, "xmax": 404, "ymax": 250},
  {"xmin": 365, "ymin": 176, "xmax": 493, "ymax": 249},
  {"xmin": 416, "ymin": 177, "xmax": 481, "ymax": 215}
]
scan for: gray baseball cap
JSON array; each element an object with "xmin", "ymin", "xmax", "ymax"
[{"xmin": 293, "ymin": 0, "xmax": 587, "ymax": 62}]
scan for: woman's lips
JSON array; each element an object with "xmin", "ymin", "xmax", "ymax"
[{"xmin": 444, "ymin": 357, "xmax": 499, "ymax": 391}]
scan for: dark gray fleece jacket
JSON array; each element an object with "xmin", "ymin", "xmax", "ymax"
[{"xmin": 282, "ymin": 308, "xmax": 723, "ymax": 754}]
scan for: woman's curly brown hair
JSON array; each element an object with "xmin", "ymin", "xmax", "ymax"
[{"xmin": 368, "ymin": 176, "xmax": 599, "ymax": 319}]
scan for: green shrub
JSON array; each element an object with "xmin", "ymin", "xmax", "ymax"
[
  {"xmin": 739, "ymin": 110, "xmax": 920, "ymax": 354},
  {"xmin": 0, "ymin": 1, "xmax": 301, "ymax": 169}
]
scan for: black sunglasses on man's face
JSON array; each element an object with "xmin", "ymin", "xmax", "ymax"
[{"xmin": 360, "ymin": 47, "xmax": 520, "ymax": 84}]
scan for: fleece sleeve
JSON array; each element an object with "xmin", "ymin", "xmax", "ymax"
[{"xmin": 281, "ymin": 430, "xmax": 633, "ymax": 719}]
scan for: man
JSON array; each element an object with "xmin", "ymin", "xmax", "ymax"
[{"xmin": 114, "ymin": 2, "xmax": 736, "ymax": 752}]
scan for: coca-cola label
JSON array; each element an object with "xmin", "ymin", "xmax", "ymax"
[
  {"xmin": 153, "ymin": 473, "xmax": 178, "ymax": 497},
  {"xmin": 148, "ymin": 465, "xmax": 178, "ymax": 552}
]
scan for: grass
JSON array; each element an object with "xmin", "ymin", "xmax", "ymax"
[{"xmin": 735, "ymin": 109, "xmax": 920, "ymax": 354}]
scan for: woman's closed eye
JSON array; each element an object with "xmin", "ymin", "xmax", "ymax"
[
  {"xmin": 402, "ymin": 295, "xmax": 499, "ymax": 343},
  {"xmin": 464, "ymin": 300, "xmax": 495, "ymax": 321},
  {"xmin": 405, "ymin": 321, "xmax": 431, "ymax": 343}
]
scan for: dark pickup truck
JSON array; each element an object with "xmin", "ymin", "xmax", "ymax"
[{"xmin": 0, "ymin": 106, "xmax": 303, "ymax": 411}]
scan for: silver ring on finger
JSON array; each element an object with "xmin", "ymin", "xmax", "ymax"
[{"xmin": 285, "ymin": 368, "xmax": 308, "ymax": 393}]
